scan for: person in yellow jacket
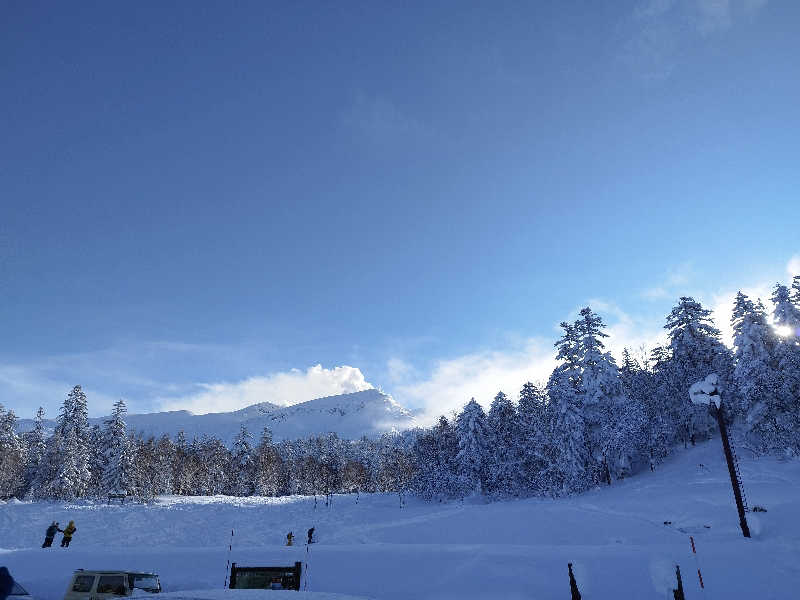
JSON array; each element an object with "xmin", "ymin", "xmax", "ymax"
[
  {"xmin": 60, "ymin": 521, "xmax": 77, "ymax": 548},
  {"xmin": 286, "ymin": 532, "xmax": 294, "ymax": 546}
]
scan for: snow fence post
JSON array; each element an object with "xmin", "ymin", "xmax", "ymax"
[
  {"xmin": 688, "ymin": 374, "xmax": 751, "ymax": 538},
  {"xmin": 568, "ymin": 563, "xmax": 582, "ymax": 600},
  {"xmin": 673, "ymin": 565, "xmax": 686, "ymax": 600},
  {"xmin": 223, "ymin": 528, "xmax": 234, "ymax": 588}
]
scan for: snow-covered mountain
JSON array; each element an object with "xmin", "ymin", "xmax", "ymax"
[{"xmin": 17, "ymin": 389, "xmax": 417, "ymax": 445}]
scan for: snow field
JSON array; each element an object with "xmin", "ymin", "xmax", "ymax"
[{"xmin": 2, "ymin": 440, "xmax": 799, "ymax": 599}]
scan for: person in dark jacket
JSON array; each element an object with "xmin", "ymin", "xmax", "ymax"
[
  {"xmin": 60, "ymin": 520, "xmax": 76, "ymax": 547},
  {"xmin": 307, "ymin": 527, "xmax": 315, "ymax": 544},
  {"xmin": 0, "ymin": 567, "xmax": 14, "ymax": 600},
  {"xmin": 286, "ymin": 531, "xmax": 294, "ymax": 546},
  {"xmin": 42, "ymin": 521, "xmax": 62, "ymax": 548}
]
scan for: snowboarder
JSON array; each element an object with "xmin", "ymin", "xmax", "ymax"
[
  {"xmin": 60, "ymin": 520, "xmax": 77, "ymax": 547},
  {"xmin": 286, "ymin": 532, "xmax": 294, "ymax": 546},
  {"xmin": 42, "ymin": 521, "xmax": 62, "ymax": 548},
  {"xmin": 307, "ymin": 527, "xmax": 315, "ymax": 544}
]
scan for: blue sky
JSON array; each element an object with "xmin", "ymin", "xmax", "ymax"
[{"xmin": 2, "ymin": 1, "xmax": 799, "ymax": 420}]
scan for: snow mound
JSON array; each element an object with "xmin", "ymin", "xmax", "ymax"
[{"xmin": 689, "ymin": 374, "xmax": 722, "ymax": 408}]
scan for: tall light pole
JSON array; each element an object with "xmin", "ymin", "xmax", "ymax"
[{"xmin": 689, "ymin": 374, "xmax": 751, "ymax": 539}]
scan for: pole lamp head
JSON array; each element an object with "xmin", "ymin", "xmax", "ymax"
[{"xmin": 689, "ymin": 373, "xmax": 722, "ymax": 411}]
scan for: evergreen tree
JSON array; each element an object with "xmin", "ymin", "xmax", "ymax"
[
  {"xmin": 0, "ymin": 405, "xmax": 26, "ymax": 499},
  {"xmin": 485, "ymin": 391, "xmax": 518, "ymax": 497},
  {"xmin": 455, "ymin": 399, "xmax": 489, "ymax": 497},
  {"xmin": 663, "ymin": 298, "xmax": 731, "ymax": 444},
  {"xmin": 517, "ymin": 382, "xmax": 551, "ymax": 495},
  {"xmin": 254, "ymin": 427, "xmax": 284, "ymax": 496},
  {"xmin": 546, "ymin": 320, "xmax": 590, "ymax": 494},
  {"xmin": 44, "ymin": 386, "xmax": 93, "ymax": 499},
  {"xmin": 623, "ymin": 350, "xmax": 670, "ymax": 469},
  {"xmin": 771, "ymin": 283, "xmax": 800, "ymax": 330},
  {"xmin": 230, "ymin": 425, "xmax": 255, "ymax": 496},
  {"xmin": 87, "ymin": 424, "xmax": 106, "ymax": 497},
  {"xmin": 102, "ymin": 399, "xmax": 135, "ymax": 496},
  {"xmin": 575, "ymin": 307, "xmax": 623, "ymax": 483},
  {"xmin": 546, "ymin": 364, "xmax": 589, "ymax": 494},
  {"xmin": 23, "ymin": 407, "xmax": 47, "ymax": 491},
  {"xmin": 411, "ymin": 416, "xmax": 459, "ymax": 500},
  {"xmin": 769, "ymin": 285, "xmax": 800, "ymax": 454},
  {"xmin": 791, "ymin": 275, "xmax": 800, "ymax": 309}
]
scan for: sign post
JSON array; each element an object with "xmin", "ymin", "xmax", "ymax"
[{"xmin": 689, "ymin": 374, "xmax": 751, "ymax": 538}]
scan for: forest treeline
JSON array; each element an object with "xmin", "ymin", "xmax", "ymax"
[{"xmin": 1, "ymin": 278, "xmax": 799, "ymax": 503}]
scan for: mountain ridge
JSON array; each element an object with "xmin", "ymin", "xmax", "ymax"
[{"xmin": 16, "ymin": 389, "xmax": 417, "ymax": 445}]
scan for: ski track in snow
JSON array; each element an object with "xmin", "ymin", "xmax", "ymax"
[{"xmin": 2, "ymin": 440, "xmax": 799, "ymax": 599}]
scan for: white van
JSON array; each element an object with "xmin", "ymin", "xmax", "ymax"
[{"xmin": 63, "ymin": 571, "xmax": 161, "ymax": 600}]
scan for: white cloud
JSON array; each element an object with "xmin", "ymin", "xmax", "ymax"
[
  {"xmin": 641, "ymin": 262, "xmax": 694, "ymax": 300},
  {"xmin": 386, "ymin": 358, "xmax": 416, "ymax": 384},
  {"xmin": 585, "ymin": 299, "xmax": 668, "ymax": 361},
  {"xmin": 158, "ymin": 364, "xmax": 373, "ymax": 415},
  {"xmin": 340, "ymin": 93, "xmax": 429, "ymax": 144},
  {"xmin": 787, "ymin": 254, "xmax": 800, "ymax": 278},
  {"xmin": 692, "ymin": 0, "xmax": 733, "ymax": 35},
  {"xmin": 392, "ymin": 339, "xmax": 556, "ymax": 425},
  {"xmin": 623, "ymin": 0, "xmax": 768, "ymax": 80}
]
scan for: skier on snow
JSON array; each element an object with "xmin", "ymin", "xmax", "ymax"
[
  {"xmin": 307, "ymin": 527, "xmax": 315, "ymax": 544},
  {"xmin": 61, "ymin": 521, "xmax": 77, "ymax": 547},
  {"xmin": 42, "ymin": 521, "xmax": 62, "ymax": 548},
  {"xmin": 286, "ymin": 532, "xmax": 294, "ymax": 546}
]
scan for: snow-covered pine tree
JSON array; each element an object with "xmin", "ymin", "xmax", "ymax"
[
  {"xmin": 44, "ymin": 386, "xmax": 93, "ymax": 500},
  {"xmin": 87, "ymin": 424, "xmax": 106, "ymax": 497},
  {"xmin": 455, "ymin": 399, "xmax": 489, "ymax": 497},
  {"xmin": 732, "ymin": 294, "xmax": 774, "ymax": 411},
  {"xmin": 485, "ymin": 391, "xmax": 519, "ymax": 497},
  {"xmin": 0, "ymin": 405, "xmax": 26, "ymax": 499},
  {"xmin": 770, "ymin": 284, "xmax": 800, "ymax": 454},
  {"xmin": 22, "ymin": 406, "xmax": 47, "ymax": 492},
  {"xmin": 546, "ymin": 364, "xmax": 588, "ymax": 495},
  {"xmin": 546, "ymin": 320, "xmax": 589, "ymax": 495},
  {"xmin": 792, "ymin": 275, "xmax": 800, "ymax": 307},
  {"xmin": 70, "ymin": 385, "xmax": 92, "ymax": 496},
  {"xmin": 411, "ymin": 416, "xmax": 459, "ymax": 500},
  {"xmin": 771, "ymin": 283, "xmax": 800, "ymax": 330},
  {"xmin": 230, "ymin": 424, "xmax": 255, "ymax": 496},
  {"xmin": 575, "ymin": 307, "xmax": 624, "ymax": 483},
  {"xmin": 517, "ymin": 382, "xmax": 550, "ymax": 495},
  {"xmin": 663, "ymin": 298, "xmax": 731, "ymax": 444},
  {"xmin": 622, "ymin": 350, "xmax": 670, "ymax": 469},
  {"xmin": 102, "ymin": 399, "xmax": 135, "ymax": 496}
]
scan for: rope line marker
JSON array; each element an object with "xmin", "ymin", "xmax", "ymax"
[{"xmin": 223, "ymin": 528, "xmax": 234, "ymax": 588}]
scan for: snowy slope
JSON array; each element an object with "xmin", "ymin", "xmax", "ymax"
[
  {"xmin": 15, "ymin": 390, "xmax": 416, "ymax": 444},
  {"xmin": 2, "ymin": 439, "xmax": 798, "ymax": 599}
]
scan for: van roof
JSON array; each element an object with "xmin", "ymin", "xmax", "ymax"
[{"xmin": 73, "ymin": 570, "xmax": 158, "ymax": 576}]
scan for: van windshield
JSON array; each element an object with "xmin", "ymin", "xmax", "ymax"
[{"xmin": 130, "ymin": 575, "xmax": 160, "ymax": 592}]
